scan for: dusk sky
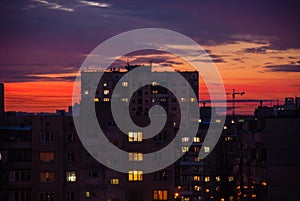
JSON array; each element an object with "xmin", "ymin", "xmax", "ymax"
[{"xmin": 0, "ymin": 0, "xmax": 299, "ymax": 113}]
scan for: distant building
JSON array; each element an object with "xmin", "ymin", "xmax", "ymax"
[{"xmin": 0, "ymin": 83, "xmax": 4, "ymax": 124}]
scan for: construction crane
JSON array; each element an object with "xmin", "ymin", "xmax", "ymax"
[{"xmin": 227, "ymin": 89, "xmax": 245, "ymax": 119}]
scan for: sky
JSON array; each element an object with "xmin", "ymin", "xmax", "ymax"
[{"xmin": 0, "ymin": 0, "xmax": 299, "ymax": 114}]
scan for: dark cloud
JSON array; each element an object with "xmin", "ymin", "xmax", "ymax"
[
  {"xmin": 242, "ymin": 46, "xmax": 269, "ymax": 54},
  {"xmin": 264, "ymin": 64, "xmax": 300, "ymax": 73}
]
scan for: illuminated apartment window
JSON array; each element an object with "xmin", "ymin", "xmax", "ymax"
[
  {"xmin": 40, "ymin": 172, "xmax": 54, "ymax": 183},
  {"xmin": 194, "ymin": 146, "xmax": 200, "ymax": 152},
  {"xmin": 193, "ymin": 176, "xmax": 200, "ymax": 181},
  {"xmin": 103, "ymin": 83, "xmax": 107, "ymax": 87},
  {"xmin": 103, "ymin": 98, "xmax": 110, "ymax": 102},
  {"xmin": 128, "ymin": 170, "xmax": 143, "ymax": 181},
  {"xmin": 228, "ymin": 176, "xmax": 234, "ymax": 182},
  {"xmin": 215, "ymin": 118, "xmax": 221, "ymax": 123},
  {"xmin": 39, "ymin": 192, "xmax": 54, "ymax": 201},
  {"xmin": 85, "ymin": 191, "xmax": 91, "ymax": 198},
  {"xmin": 104, "ymin": 90, "xmax": 110, "ymax": 95},
  {"xmin": 225, "ymin": 136, "xmax": 233, "ymax": 142},
  {"xmin": 181, "ymin": 147, "xmax": 189, "ymax": 153},
  {"xmin": 204, "ymin": 176, "xmax": 210, "ymax": 182},
  {"xmin": 195, "ymin": 157, "xmax": 200, "ymax": 162},
  {"xmin": 205, "ymin": 188, "xmax": 210, "ymax": 193},
  {"xmin": 180, "ymin": 98, "xmax": 186, "ymax": 102},
  {"xmin": 84, "ymin": 90, "xmax": 89, "ymax": 95},
  {"xmin": 194, "ymin": 186, "xmax": 201, "ymax": 191},
  {"xmin": 193, "ymin": 137, "xmax": 200, "ymax": 142},
  {"xmin": 224, "ymin": 126, "xmax": 228, "ymax": 130},
  {"xmin": 121, "ymin": 98, "xmax": 128, "ymax": 102},
  {"xmin": 152, "ymin": 90, "xmax": 158, "ymax": 94},
  {"xmin": 94, "ymin": 97, "xmax": 99, "ymax": 102},
  {"xmin": 128, "ymin": 152, "xmax": 143, "ymax": 161},
  {"xmin": 128, "ymin": 132, "xmax": 143, "ymax": 142},
  {"xmin": 181, "ymin": 137, "xmax": 189, "ymax": 142},
  {"xmin": 190, "ymin": 98, "xmax": 196, "ymax": 102},
  {"xmin": 152, "ymin": 81, "xmax": 159, "ymax": 86},
  {"xmin": 204, "ymin": 146, "xmax": 210, "ymax": 153},
  {"xmin": 216, "ymin": 176, "xmax": 221, "ymax": 182},
  {"xmin": 66, "ymin": 171, "xmax": 76, "ymax": 182},
  {"xmin": 153, "ymin": 190, "xmax": 168, "ymax": 200},
  {"xmin": 122, "ymin": 81, "xmax": 128, "ymax": 87},
  {"xmin": 40, "ymin": 152, "xmax": 55, "ymax": 163},
  {"xmin": 66, "ymin": 192, "xmax": 75, "ymax": 201},
  {"xmin": 110, "ymin": 178, "xmax": 119, "ymax": 185}
]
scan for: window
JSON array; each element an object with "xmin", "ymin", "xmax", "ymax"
[
  {"xmin": 193, "ymin": 146, "xmax": 200, "ymax": 152},
  {"xmin": 103, "ymin": 98, "xmax": 110, "ymax": 102},
  {"xmin": 190, "ymin": 98, "xmax": 196, "ymax": 102},
  {"xmin": 14, "ymin": 171, "xmax": 30, "ymax": 181},
  {"xmin": 104, "ymin": 90, "xmax": 110, "ymax": 95},
  {"xmin": 103, "ymin": 83, "xmax": 107, "ymax": 87},
  {"xmin": 152, "ymin": 90, "xmax": 158, "ymax": 94},
  {"xmin": 85, "ymin": 191, "xmax": 92, "ymax": 198},
  {"xmin": 154, "ymin": 132, "xmax": 166, "ymax": 142},
  {"xmin": 216, "ymin": 176, "xmax": 221, "ymax": 182},
  {"xmin": 40, "ymin": 132, "xmax": 55, "ymax": 143},
  {"xmin": 88, "ymin": 171, "xmax": 98, "ymax": 178},
  {"xmin": 181, "ymin": 137, "xmax": 189, "ymax": 142},
  {"xmin": 194, "ymin": 186, "xmax": 201, "ymax": 191},
  {"xmin": 66, "ymin": 171, "xmax": 76, "ymax": 182},
  {"xmin": 40, "ymin": 192, "xmax": 54, "ymax": 201},
  {"xmin": 154, "ymin": 170, "xmax": 168, "ymax": 181},
  {"xmin": 66, "ymin": 132, "xmax": 75, "ymax": 143},
  {"xmin": 181, "ymin": 147, "xmax": 189, "ymax": 153},
  {"xmin": 40, "ymin": 172, "xmax": 54, "ymax": 183},
  {"xmin": 152, "ymin": 81, "xmax": 159, "ymax": 86},
  {"xmin": 128, "ymin": 132, "xmax": 143, "ymax": 142},
  {"xmin": 228, "ymin": 176, "xmax": 234, "ymax": 182},
  {"xmin": 14, "ymin": 191, "xmax": 30, "ymax": 201},
  {"xmin": 110, "ymin": 178, "xmax": 119, "ymax": 185},
  {"xmin": 205, "ymin": 176, "xmax": 210, "ymax": 182},
  {"xmin": 122, "ymin": 81, "xmax": 128, "ymax": 87},
  {"xmin": 153, "ymin": 190, "xmax": 168, "ymax": 200},
  {"xmin": 204, "ymin": 146, "xmax": 210, "ymax": 153},
  {"xmin": 180, "ymin": 98, "xmax": 186, "ymax": 102},
  {"xmin": 40, "ymin": 152, "xmax": 55, "ymax": 163},
  {"xmin": 66, "ymin": 152, "xmax": 75, "ymax": 162},
  {"xmin": 193, "ymin": 137, "xmax": 201, "ymax": 142},
  {"xmin": 128, "ymin": 152, "xmax": 143, "ymax": 161},
  {"xmin": 66, "ymin": 192, "xmax": 75, "ymax": 201},
  {"xmin": 193, "ymin": 176, "xmax": 200, "ymax": 181},
  {"xmin": 128, "ymin": 170, "xmax": 143, "ymax": 181}
]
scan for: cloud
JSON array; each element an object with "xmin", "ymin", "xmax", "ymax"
[
  {"xmin": 33, "ymin": 0, "xmax": 74, "ymax": 12},
  {"xmin": 79, "ymin": 0, "xmax": 110, "ymax": 8},
  {"xmin": 242, "ymin": 46, "xmax": 269, "ymax": 54},
  {"xmin": 264, "ymin": 64, "xmax": 300, "ymax": 73}
]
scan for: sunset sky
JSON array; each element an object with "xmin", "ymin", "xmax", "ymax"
[{"xmin": 0, "ymin": 0, "xmax": 299, "ymax": 114}]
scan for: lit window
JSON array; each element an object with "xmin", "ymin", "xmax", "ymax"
[
  {"xmin": 103, "ymin": 83, "xmax": 107, "ymax": 87},
  {"xmin": 193, "ymin": 137, "xmax": 200, "ymax": 142},
  {"xmin": 181, "ymin": 137, "xmax": 189, "ymax": 142},
  {"xmin": 121, "ymin": 98, "xmax": 128, "ymax": 102},
  {"xmin": 228, "ymin": 176, "xmax": 234, "ymax": 182},
  {"xmin": 205, "ymin": 188, "xmax": 210, "ymax": 193},
  {"xmin": 110, "ymin": 178, "xmax": 119, "ymax": 185},
  {"xmin": 194, "ymin": 146, "xmax": 200, "ymax": 152},
  {"xmin": 194, "ymin": 186, "xmax": 201, "ymax": 191},
  {"xmin": 152, "ymin": 81, "xmax": 159, "ymax": 86},
  {"xmin": 204, "ymin": 146, "xmax": 210, "ymax": 153},
  {"xmin": 85, "ymin": 191, "xmax": 91, "ymax": 198},
  {"xmin": 153, "ymin": 190, "xmax": 168, "ymax": 200},
  {"xmin": 224, "ymin": 126, "xmax": 228, "ymax": 130},
  {"xmin": 94, "ymin": 98, "xmax": 99, "ymax": 102},
  {"xmin": 198, "ymin": 119, "xmax": 202, "ymax": 123},
  {"xmin": 152, "ymin": 90, "xmax": 158, "ymax": 94},
  {"xmin": 180, "ymin": 98, "xmax": 186, "ymax": 102},
  {"xmin": 205, "ymin": 176, "xmax": 210, "ymax": 182},
  {"xmin": 40, "ymin": 171, "xmax": 54, "ymax": 183},
  {"xmin": 128, "ymin": 152, "xmax": 143, "ymax": 161},
  {"xmin": 103, "ymin": 98, "xmax": 110, "ymax": 102},
  {"xmin": 193, "ymin": 176, "xmax": 200, "ymax": 181},
  {"xmin": 261, "ymin": 181, "xmax": 267, "ymax": 186},
  {"xmin": 181, "ymin": 147, "xmax": 189, "ymax": 153},
  {"xmin": 190, "ymin": 98, "xmax": 196, "ymax": 102},
  {"xmin": 40, "ymin": 152, "xmax": 55, "ymax": 163},
  {"xmin": 104, "ymin": 90, "xmax": 109, "ymax": 95},
  {"xmin": 225, "ymin": 136, "xmax": 233, "ymax": 142},
  {"xmin": 122, "ymin": 81, "xmax": 128, "ymax": 87},
  {"xmin": 128, "ymin": 132, "xmax": 143, "ymax": 142},
  {"xmin": 84, "ymin": 90, "xmax": 89, "ymax": 95},
  {"xmin": 195, "ymin": 157, "xmax": 200, "ymax": 162},
  {"xmin": 215, "ymin": 119, "xmax": 221, "ymax": 123},
  {"xmin": 216, "ymin": 176, "xmax": 221, "ymax": 182},
  {"xmin": 128, "ymin": 170, "xmax": 143, "ymax": 181},
  {"xmin": 66, "ymin": 171, "xmax": 76, "ymax": 182}
]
